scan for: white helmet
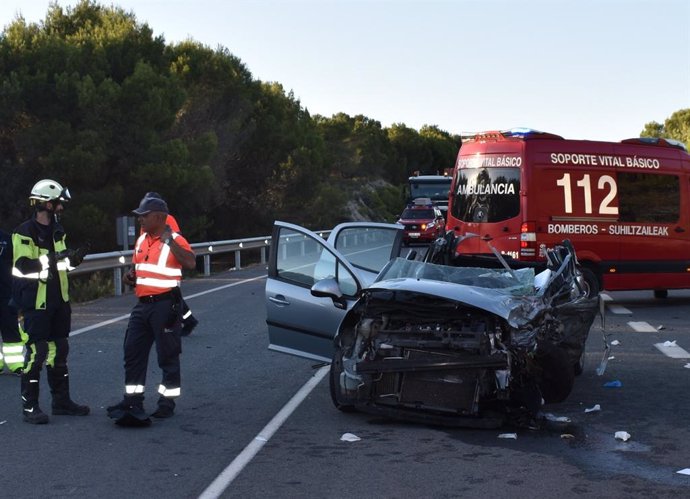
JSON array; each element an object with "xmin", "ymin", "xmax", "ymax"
[{"xmin": 29, "ymin": 179, "xmax": 71, "ymax": 205}]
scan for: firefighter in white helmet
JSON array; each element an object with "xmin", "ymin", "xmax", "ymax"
[{"xmin": 12, "ymin": 179, "xmax": 89, "ymax": 424}]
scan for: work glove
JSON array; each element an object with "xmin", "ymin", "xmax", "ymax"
[{"xmin": 68, "ymin": 245, "xmax": 89, "ymax": 267}]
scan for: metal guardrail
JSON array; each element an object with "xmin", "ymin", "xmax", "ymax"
[{"xmin": 71, "ymin": 231, "xmax": 331, "ymax": 296}]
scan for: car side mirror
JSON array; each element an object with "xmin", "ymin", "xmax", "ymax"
[{"xmin": 311, "ymin": 278, "xmax": 348, "ymax": 309}]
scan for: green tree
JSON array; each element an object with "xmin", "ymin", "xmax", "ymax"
[{"xmin": 641, "ymin": 108, "xmax": 690, "ymax": 150}]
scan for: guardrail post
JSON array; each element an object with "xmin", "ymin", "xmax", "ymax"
[
  {"xmin": 234, "ymin": 249, "xmax": 241, "ymax": 270},
  {"xmin": 114, "ymin": 268, "xmax": 122, "ymax": 296},
  {"xmin": 261, "ymin": 246, "xmax": 267, "ymax": 265},
  {"xmin": 204, "ymin": 254, "xmax": 211, "ymax": 276}
]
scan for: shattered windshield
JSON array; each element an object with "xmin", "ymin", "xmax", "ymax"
[{"xmin": 377, "ymin": 258, "xmax": 536, "ymax": 296}]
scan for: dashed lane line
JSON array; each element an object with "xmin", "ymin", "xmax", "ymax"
[
  {"xmin": 654, "ymin": 342, "xmax": 690, "ymax": 359},
  {"xmin": 69, "ymin": 274, "xmax": 267, "ymax": 337},
  {"xmin": 627, "ymin": 321, "xmax": 658, "ymax": 333},
  {"xmin": 609, "ymin": 305, "xmax": 633, "ymax": 315},
  {"xmin": 599, "ymin": 293, "xmax": 633, "ymax": 314}
]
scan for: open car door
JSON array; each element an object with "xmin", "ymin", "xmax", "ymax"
[{"xmin": 266, "ymin": 221, "xmax": 403, "ymax": 362}]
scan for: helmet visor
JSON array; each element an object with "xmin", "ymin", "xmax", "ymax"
[{"xmin": 58, "ymin": 187, "xmax": 71, "ymax": 202}]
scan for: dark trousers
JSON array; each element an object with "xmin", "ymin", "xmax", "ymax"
[
  {"xmin": 23, "ymin": 301, "xmax": 71, "ymax": 376},
  {"xmin": 123, "ymin": 298, "xmax": 182, "ymax": 402},
  {"xmin": 0, "ymin": 298, "xmax": 21, "ymax": 344}
]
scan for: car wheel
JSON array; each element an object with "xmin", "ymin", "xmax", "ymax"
[
  {"xmin": 537, "ymin": 344, "xmax": 575, "ymax": 404},
  {"xmin": 654, "ymin": 289, "xmax": 668, "ymax": 299},
  {"xmin": 329, "ymin": 347, "xmax": 356, "ymax": 412},
  {"xmin": 578, "ymin": 266, "xmax": 600, "ymax": 298}
]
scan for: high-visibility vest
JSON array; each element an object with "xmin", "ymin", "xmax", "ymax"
[
  {"xmin": 132, "ymin": 232, "xmax": 191, "ymax": 297},
  {"xmin": 12, "ymin": 219, "xmax": 71, "ymax": 309}
]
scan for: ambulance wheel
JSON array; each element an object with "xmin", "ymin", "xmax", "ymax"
[
  {"xmin": 329, "ymin": 348, "xmax": 356, "ymax": 413},
  {"xmin": 654, "ymin": 289, "xmax": 668, "ymax": 299},
  {"xmin": 578, "ymin": 267, "xmax": 600, "ymax": 298}
]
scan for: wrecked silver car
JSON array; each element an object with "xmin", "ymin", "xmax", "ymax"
[{"xmin": 266, "ymin": 222, "xmax": 598, "ymax": 428}]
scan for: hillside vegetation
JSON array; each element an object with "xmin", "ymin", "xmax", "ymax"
[{"xmin": 1, "ymin": 1, "xmax": 687, "ymax": 250}]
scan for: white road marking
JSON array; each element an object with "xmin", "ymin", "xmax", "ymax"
[
  {"xmin": 198, "ymin": 366, "xmax": 330, "ymax": 499},
  {"xmin": 600, "ymin": 293, "xmax": 613, "ymax": 302},
  {"xmin": 654, "ymin": 342, "xmax": 690, "ymax": 359},
  {"xmin": 627, "ymin": 321, "xmax": 658, "ymax": 332},
  {"xmin": 69, "ymin": 274, "xmax": 266, "ymax": 337},
  {"xmin": 609, "ymin": 305, "xmax": 632, "ymax": 315}
]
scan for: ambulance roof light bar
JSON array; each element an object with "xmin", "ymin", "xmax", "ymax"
[{"xmin": 620, "ymin": 137, "xmax": 688, "ymax": 152}]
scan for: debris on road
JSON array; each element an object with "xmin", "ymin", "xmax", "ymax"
[
  {"xmin": 584, "ymin": 404, "xmax": 601, "ymax": 413},
  {"xmin": 543, "ymin": 413, "xmax": 571, "ymax": 423},
  {"xmin": 610, "ymin": 340, "xmax": 621, "ymax": 346},
  {"xmin": 498, "ymin": 433, "xmax": 517, "ymax": 439},
  {"xmin": 340, "ymin": 433, "xmax": 361, "ymax": 442},
  {"xmin": 614, "ymin": 431, "xmax": 631, "ymax": 442},
  {"xmin": 603, "ymin": 380, "xmax": 622, "ymax": 388}
]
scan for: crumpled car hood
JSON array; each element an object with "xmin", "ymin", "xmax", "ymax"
[{"xmin": 367, "ymin": 277, "xmax": 543, "ymax": 327}]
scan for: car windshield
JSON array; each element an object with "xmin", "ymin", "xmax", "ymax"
[
  {"xmin": 400, "ymin": 209, "xmax": 434, "ymax": 219},
  {"xmin": 377, "ymin": 258, "xmax": 536, "ymax": 296},
  {"xmin": 410, "ymin": 181, "xmax": 451, "ymax": 200}
]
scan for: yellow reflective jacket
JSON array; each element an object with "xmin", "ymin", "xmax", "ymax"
[{"xmin": 12, "ymin": 217, "xmax": 71, "ymax": 310}]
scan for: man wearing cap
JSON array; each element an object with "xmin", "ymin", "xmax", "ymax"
[
  {"xmin": 107, "ymin": 194, "xmax": 195, "ymax": 426},
  {"xmin": 140, "ymin": 192, "xmax": 199, "ymax": 336}
]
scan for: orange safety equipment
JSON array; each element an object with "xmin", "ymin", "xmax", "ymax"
[{"xmin": 132, "ymin": 232, "xmax": 192, "ymax": 298}]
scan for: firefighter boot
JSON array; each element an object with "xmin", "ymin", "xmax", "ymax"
[
  {"xmin": 107, "ymin": 395, "xmax": 151, "ymax": 427},
  {"xmin": 47, "ymin": 366, "xmax": 90, "ymax": 416},
  {"xmin": 151, "ymin": 396, "xmax": 175, "ymax": 418},
  {"xmin": 21, "ymin": 374, "xmax": 49, "ymax": 424}
]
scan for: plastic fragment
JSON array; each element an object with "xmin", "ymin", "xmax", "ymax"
[
  {"xmin": 608, "ymin": 356, "xmax": 615, "ymax": 360},
  {"xmin": 560, "ymin": 433, "xmax": 575, "ymax": 439},
  {"xmin": 657, "ymin": 325, "xmax": 665, "ymax": 330},
  {"xmin": 610, "ymin": 340, "xmax": 621, "ymax": 346},
  {"xmin": 0, "ymin": 420, "xmax": 6, "ymax": 425},
  {"xmin": 585, "ymin": 404, "xmax": 601, "ymax": 413},
  {"xmin": 676, "ymin": 468, "xmax": 690, "ymax": 475},
  {"xmin": 614, "ymin": 431, "xmax": 631, "ymax": 441},
  {"xmin": 340, "ymin": 433, "xmax": 361, "ymax": 442},
  {"xmin": 498, "ymin": 433, "xmax": 517, "ymax": 439},
  {"xmin": 544, "ymin": 413, "xmax": 571, "ymax": 423},
  {"xmin": 603, "ymin": 380, "xmax": 622, "ymax": 388},
  {"xmin": 684, "ymin": 363, "xmax": 690, "ymax": 369},
  {"xmin": 663, "ymin": 340, "xmax": 677, "ymax": 347}
]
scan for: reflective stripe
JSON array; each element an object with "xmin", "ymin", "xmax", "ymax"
[
  {"xmin": 158, "ymin": 385, "xmax": 181, "ymax": 397},
  {"xmin": 2, "ymin": 345, "xmax": 24, "ymax": 354},
  {"xmin": 182, "ymin": 310, "xmax": 192, "ymax": 319},
  {"xmin": 136, "ymin": 277, "xmax": 179, "ymax": 289},
  {"xmin": 56, "ymin": 260, "xmax": 73, "ymax": 271},
  {"xmin": 12, "ymin": 267, "xmax": 49, "ymax": 280},
  {"xmin": 135, "ymin": 263, "xmax": 182, "ymax": 276},
  {"xmin": 125, "ymin": 384, "xmax": 145, "ymax": 394},
  {"xmin": 4, "ymin": 354, "xmax": 24, "ymax": 363},
  {"xmin": 133, "ymin": 232, "xmax": 186, "ymax": 296}
]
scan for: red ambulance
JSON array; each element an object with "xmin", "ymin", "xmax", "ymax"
[{"xmin": 446, "ymin": 128, "xmax": 690, "ymax": 297}]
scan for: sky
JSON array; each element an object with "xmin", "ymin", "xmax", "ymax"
[{"xmin": 1, "ymin": 0, "xmax": 688, "ymax": 142}]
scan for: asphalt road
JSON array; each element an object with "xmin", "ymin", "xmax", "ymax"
[{"xmin": 2, "ymin": 265, "xmax": 689, "ymax": 498}]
